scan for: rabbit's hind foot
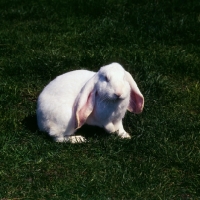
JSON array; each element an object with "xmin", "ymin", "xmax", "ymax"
[{"xmin": 54, "ymin": 135, "xmax": 87, "ymax": 143}]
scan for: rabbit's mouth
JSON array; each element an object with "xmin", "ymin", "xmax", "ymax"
[{"xmin": 96, "ymin": 91, "xmax": 125, "ymax": 102}]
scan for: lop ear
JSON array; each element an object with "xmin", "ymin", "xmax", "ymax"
[
  {"xmin": 75, "ymin": 75, "xmax": 96, "ymax": 129},
  {"xmin": 125, "ymin": 71, "xmax": 144, "ymax": 114}
]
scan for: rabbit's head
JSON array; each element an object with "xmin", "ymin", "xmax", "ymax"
[
  {"xmin": 95, "ymin": 63, "xmax": 130, "ymax": 101},
  {"xmin": 75, "ymin": 63, "xmax": 144, "ymax": 129}
]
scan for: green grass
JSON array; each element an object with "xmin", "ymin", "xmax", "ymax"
[{"xmin": 1, "ymin": 0, "xmax": 200, "ymax": 199}]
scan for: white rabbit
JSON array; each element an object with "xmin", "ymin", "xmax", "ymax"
[{"xmin": 37, "ymin": 63, "xmax": 144, "ymax": 143}]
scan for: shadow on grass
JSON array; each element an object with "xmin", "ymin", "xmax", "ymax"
[
  {"xmin": 22, "ymin": 114, "xmax": 53, "ymax": 142},
  {"xmin": 23, "ymin": 114, "xmax": 38, "ymax": 133},
  {"xmin": 22, "ymin": 114, "xmax": 110, "ymax": 141},
  {"xmin": 75, "ymin": 124, "xmax": 110, "ymax": 140}
]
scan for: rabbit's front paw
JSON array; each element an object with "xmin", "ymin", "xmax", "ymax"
[
  {"xmin": 104, "ymin": 123, "xmax": 115, "ymax": 133},
  {"xmin": 117, "ymin": 131, "xmax": 131, "ymax": 139}
]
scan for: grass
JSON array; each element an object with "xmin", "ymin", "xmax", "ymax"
[{"xmin": 0, "ymin": 0, "xmax": 200, "ymax": 199}]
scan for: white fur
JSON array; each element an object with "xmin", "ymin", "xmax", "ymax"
[{"xmin": 37, "ymin": 63, "xmax": 144, "ymax": 143}]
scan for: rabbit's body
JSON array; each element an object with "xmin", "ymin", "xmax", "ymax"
[
  {"xmin": 37, "ymin": 70, "xmax": 95, "ymax": 141},
  {"xmin": 37, "ymin": 63, "xmax": 144, "ymax": 142},
  {"xmin": 86, "ymin": 93, "xmax": 130, "ymax": 133}
]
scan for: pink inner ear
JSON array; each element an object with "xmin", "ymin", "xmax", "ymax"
[
  {"xmin": 76, "ymin": 92, "xmax": 95, "ymax": 129},
  {"xmin": 128, "ymin": 91, "xmax": 144, "ymax": 114},
  {"xmin": 77, "ymin": 107, "xmax": 89, "ymax": 129}
]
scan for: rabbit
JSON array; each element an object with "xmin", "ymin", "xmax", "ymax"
[{"xmin": 37, "ymin": 62, "xmax": 144, "ymax": 143}]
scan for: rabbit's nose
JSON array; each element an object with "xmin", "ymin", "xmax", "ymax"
[{"xmin": 114, "ymin": 91, "xmax": 122, "ymax": 98}]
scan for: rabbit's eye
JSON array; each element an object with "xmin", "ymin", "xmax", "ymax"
[{"xmin": 105, "ymin": 76, "xmax": 109, "ymax": 82}]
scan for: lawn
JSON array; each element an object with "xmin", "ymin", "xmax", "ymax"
[{"xmin": 0, "ymin": 0, "xmax": 200, "ymax": 199}]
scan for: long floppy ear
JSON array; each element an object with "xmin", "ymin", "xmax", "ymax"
[
  {"xmin": 125, "ymin": 71, "xmax": 144, "ymax": 114},
  {"xmin": 75, "ymin": 75, "xmax": 96, "ymax": 129}
]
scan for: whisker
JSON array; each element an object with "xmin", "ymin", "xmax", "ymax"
[
  {"xmin": 97, "ymin": 93, "xmax": 119, "ymax": 109},
  {"xmin": 97, "ymin": 94, "xmax": 107, "ymax": 107}
]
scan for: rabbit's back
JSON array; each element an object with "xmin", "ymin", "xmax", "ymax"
[{"xmin": 37, "ymin": 70, "xmax": 95, "ymax": 135}]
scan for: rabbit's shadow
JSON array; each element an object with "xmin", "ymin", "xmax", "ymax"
[
  {"xmin": 23, "ymin": 114, "xmax": 109, "ymax": 141},
  {"xmin": 23, "ymin": 114, "xmax": 38, "ymax": 133},
  {"xmin": 75, "ymin": 124, "xmax": 110, "ymax": 140}
]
